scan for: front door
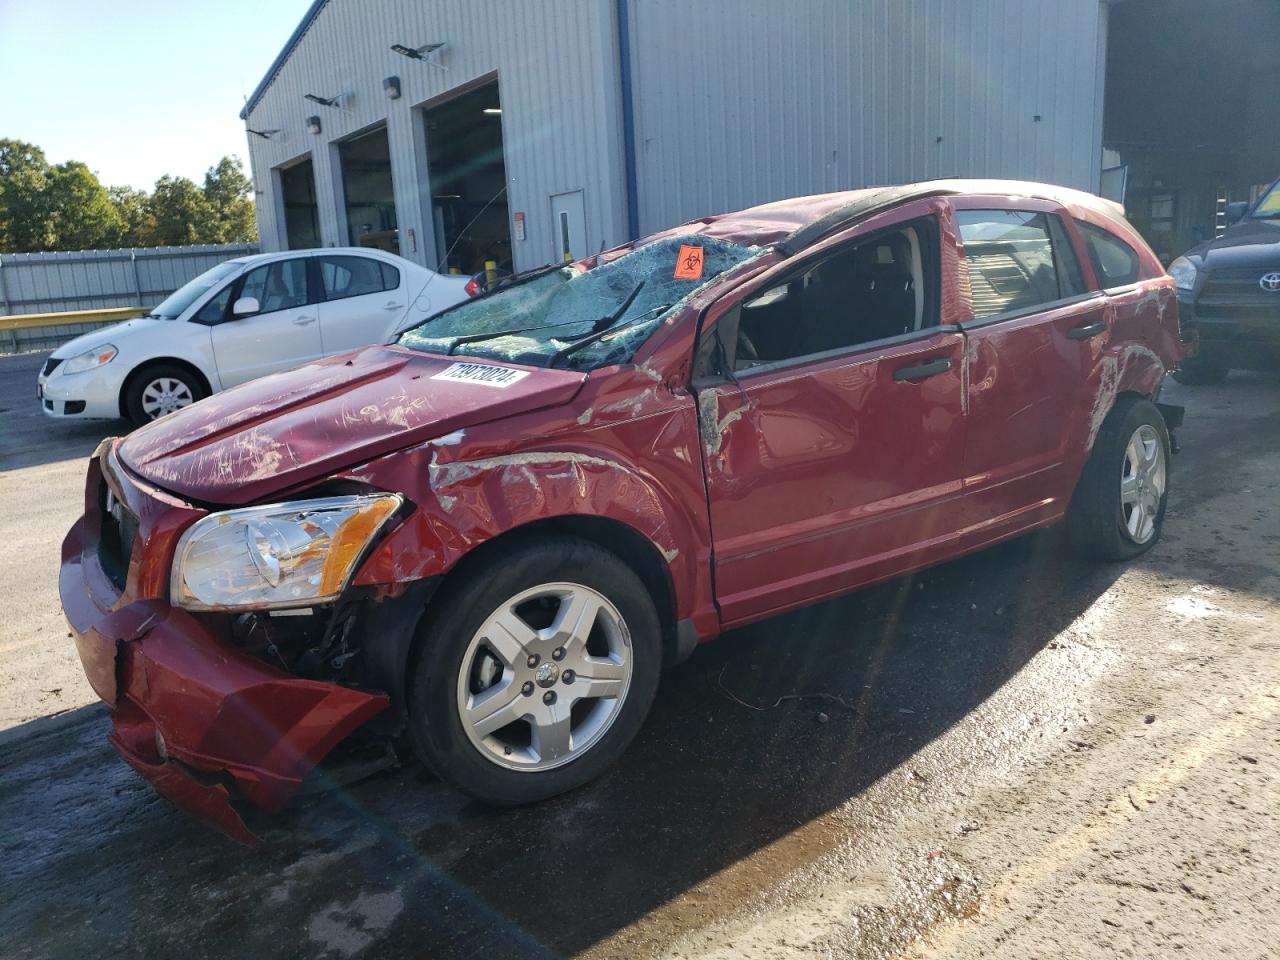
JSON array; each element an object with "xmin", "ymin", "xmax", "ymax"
[
  {"xmin": 696, "ymin": 208, "xmax": 967, "ymax": 626},
  {"xmin": 210, "ymin": 258, "xmax": 323, "ymax": 387},
  {"xmin": 950, "ymin": 200, "xmax": 1105, "ymax": 533}
]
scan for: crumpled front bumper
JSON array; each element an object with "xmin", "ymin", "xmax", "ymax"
[{"xmin": 60, "ymin": 449, "xmax": 389, "ymax": 843}]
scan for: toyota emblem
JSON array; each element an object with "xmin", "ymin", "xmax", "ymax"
[{"xmin": 1261, "ymin": 272, "xmax": 1280, "ymax": 293}]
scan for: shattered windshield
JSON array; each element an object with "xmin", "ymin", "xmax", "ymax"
[{"xmin": 399, "ymin": 235, "xmax": 762, "ymax": 369}]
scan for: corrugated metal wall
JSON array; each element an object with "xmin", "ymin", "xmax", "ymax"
[
  {"xmin": 0, "ymin": 244, "xmax": 259, "ymax": 315},
  {"xmin": 243, "ymin": 0, "xmax": 629, "ymax": 273},
  {"xmin": 245, "ymin": 0, "xmax": 1110, "ymax": 266},
  {"xmin": 625, "ymin": 0, "xmax": 1109, "ymax": 235}
]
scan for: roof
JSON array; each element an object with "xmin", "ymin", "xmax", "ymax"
[
  {"xmin": 239, "ymin": 0, "xmax": 329, "ymax": 120},
  {"xmin": 648, "ymin": 178, "xmax": 1125, "ymax": 255}
]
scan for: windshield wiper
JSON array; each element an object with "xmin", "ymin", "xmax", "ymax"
[{"xmin": 547, "ymin": 302, "xmax": 673, "ymax": 368}]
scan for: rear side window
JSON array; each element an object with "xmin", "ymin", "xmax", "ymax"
[
  {"xmin": 319, "ymin": 256, "xmax": 398, "ymax": 301},
  {"xmin": 1075, "ymin": 221, "xmax": 1141, "ymax": 288},
  {"xmin": 957, "ymin": 210, "xmax": 1085, "ymax": 320}
]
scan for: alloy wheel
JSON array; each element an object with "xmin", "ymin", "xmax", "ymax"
[
  {"xmin": 1120, "ymin": 423, "xmax": 1166, "ymax": 544},
  {"xmin": 455, "ymin": 582, "xmax": 633, "ymax": 772}
]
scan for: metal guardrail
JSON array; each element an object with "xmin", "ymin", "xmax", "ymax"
[{"xmin": 0, "ymin": 306, "xmax": 145, "ymax": 355}]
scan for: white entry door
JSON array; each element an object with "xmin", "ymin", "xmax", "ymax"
[{"xmin": 550, "ymin": 190, "xmax": 587, "ymax": 263}]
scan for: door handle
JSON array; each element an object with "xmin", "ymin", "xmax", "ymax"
[
  {"xmin": 1067, "ymin": 321, "xmax": 1107, "ymax": 340},
  {"xmin": 893, "ymin": 358, "xmax": 952, "ymax": 382},
  {"xmin": 292, "ymin": 315, "xmax": 316, "ymax": 326},
  {"xmin": 383, "ymin": 301, "xmax": 404, "ymax": 311}
]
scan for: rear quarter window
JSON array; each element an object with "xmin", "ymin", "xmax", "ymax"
[{"xmin": 1075, "ymin": 220, "xmax": 1142, "ymax": 288}]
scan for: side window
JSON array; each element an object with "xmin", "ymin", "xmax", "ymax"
[
  {"xmin": 1075, "ymin": 221, "xmax": 1141, "ymax": 288},
  {"xmin": 730, "ymin": 219, "xmax": 937, "ymax": 372},
  {"xmin": 1047, "ymin": 216, "xmax": 1087, "ymax": 298},
  {"xmin": 192, "ymin": 281, "xmax": 235, "ymax": 324},
  {"xmin": 957, "ymin": 210, "xmax": 1084, "ymax": 320},
  {"xmin": 319, "ymin": 256, "xmax": 396, "ymax": 301},
  {"xmin": 235, "ymin": 260, "xmax": 309, "ymax": 316}
]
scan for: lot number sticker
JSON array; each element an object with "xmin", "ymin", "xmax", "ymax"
[
  {"xmin": 674, "ymin": 244, "xmax": 705, "ymax": 280},
  {"xmin": 431, "ymin": 362, "xmax": 530, "ymax": 388}
]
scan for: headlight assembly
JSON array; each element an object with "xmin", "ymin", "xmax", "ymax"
[
  {"xmin": 170, "ymin": 494, "xmax": 402, "ymax": 611},
  {"xmin": 63, "ymin": 344, "xmax": 118, "ymax": 374},
  {"xmin": 1167, "ymin": 256, "xmax": 1198, "ymax": 292}
]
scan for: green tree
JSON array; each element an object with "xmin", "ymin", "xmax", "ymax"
[
  {"xmin": 45, "ymin": 161, "xmax": 125, "ymax": 250},
  {"xmin": 107, "ymin": 186, "xmax": 156, "ymax": 246},
  {"xmin": 0, "ymin": 138, "xmax": 55, "ymax": 252},
  {"xmin": 146, "ymin": 175, "xmax": 214, "ymax": 246},
  {"xmin": 202, "ymin": 155, "xmax": 257, "ymax": 243}
]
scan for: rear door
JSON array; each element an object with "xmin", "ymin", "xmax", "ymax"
[
  {"xmin": 315, "ymin": 254, "xmax": 407, "ymax": 355},
  {"xmin": 209, "ymin": 257, "xmax": 322, "ymax": 387},
  {"xmin": 950, "ymin": 198, "xmax": 1107, "ymax": 535},
  {"xmin": 695, "ymin": 203, "xmax": 968, "ymax": 625}
]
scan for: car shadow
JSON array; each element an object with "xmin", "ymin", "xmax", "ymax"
[{"xmin": 0, "ymin": 530, "xmax": 1125, "ymax": 960}]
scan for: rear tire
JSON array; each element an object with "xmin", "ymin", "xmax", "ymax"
[
  {"xmin": 408, "ymin": 535, "xmax": 662, "ymax": 805},
  {"xmin": 1172, "ymin": 354, "xmax": 1228, "ymax": 385},
  {"xmin": 1067, "ymin": 396, "xmax": 1171, "ymax": 561},
  {"xmin": 123, "ymin": 363, "xmax": 205, "ymax": 426}
]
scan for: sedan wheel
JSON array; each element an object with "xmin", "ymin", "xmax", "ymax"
[
  {"xmin": 457, "ymin": 582, "xmax": 633, "ymax": 771},
  {"xmin": 1120, "ymin": 424, "xmax": 1166, "ymax": 545},
  {"xmin": 140, "ymin": 376, "xmax": 195, "ymax": 419},
  {"xmin": 124, "ymin": 364, "xmax": 206, "ymax": 426}
]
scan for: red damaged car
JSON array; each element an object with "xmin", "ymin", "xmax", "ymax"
[{"xmin": 62, "ymin": 179, "xmax": 1186, "ymax": 841}]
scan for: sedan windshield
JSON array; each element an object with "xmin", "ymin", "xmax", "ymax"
[
  {"xmin": 399, "ymin": 235, "xmax": 761, "ymax": 369},
  {"xmin": 1251, "ymin": 180, "xmax": 1280, "ymax": 219},
  {"xmin": 149, "ymin": 261, "xmax": 243, "ymax": 319}
]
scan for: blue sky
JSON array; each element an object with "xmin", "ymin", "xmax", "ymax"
[{"xmin": 0, "ymin": 0, "xmax": 314, "ymax": 190}]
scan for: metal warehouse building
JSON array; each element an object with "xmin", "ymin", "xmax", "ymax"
[{"xmin": 242, "ymin": 0, "xmax": 1280, "ymax": 276}]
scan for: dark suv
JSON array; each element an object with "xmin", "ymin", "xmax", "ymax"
[{"xmin": 1169, "ymin": 176, "xmax": 1280, "ymax": 383}]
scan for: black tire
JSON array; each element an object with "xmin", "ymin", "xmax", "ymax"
[
  {"xmin": 408, "ymin": 535, "xmax": 662, "ymax": 805},
  {"xmin": 1067, "ymin": 396, "xmax": 1171, "ymax": 561},
  {"xmin": 1171, "ymin": 354, "xmax": 1228, "ymax": 386},
  {"xmin": 123, "ymin": 363, "xmax": 206, "ymax": 426}
]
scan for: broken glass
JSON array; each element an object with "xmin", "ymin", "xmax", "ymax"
[{"xmin": 399, "ymin": 235, "xmax": 763, "ymax": 370}]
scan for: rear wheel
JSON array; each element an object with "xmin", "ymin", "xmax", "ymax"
[
  {"xmin": 408, "ymin": 536, "xmax": 662, "ymax": 804},
  {"xmin": 1172, "ymin": 354, "xmax": 1228, "ymax": 385},
  {"xmin": 1067, "ymin": 397, "xmax": 1170, "ymax": 560},
  {"xmin": 124, "ymin": 364, "xmax": 205, "ymax": 426}
]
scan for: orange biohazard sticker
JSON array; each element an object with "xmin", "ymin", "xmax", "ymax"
[{"xmin": 674, "ymin": 244, "xmax": 704, "ymax": 280}]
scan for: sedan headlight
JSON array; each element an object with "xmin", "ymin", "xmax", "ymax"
[
  {"xmin": 170, "ymin": 494, "xmax": 402, "ymax": 611},
  {"xmin": 63, "ymin": 344, "xmax": 118, "ymax": 374},
  {"xmin": 1167, "ymin": 256, "xmax": 1198, "ymax": 292}
]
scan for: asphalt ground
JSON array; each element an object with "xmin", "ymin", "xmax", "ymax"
[{"xmin": 1, "ymin": 348, "xmax": 1277, "ymax": 959}]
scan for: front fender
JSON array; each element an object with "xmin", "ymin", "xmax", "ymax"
[{"xmin": 347, "ymin": 395, "xmax": 718, "ymax": 641}]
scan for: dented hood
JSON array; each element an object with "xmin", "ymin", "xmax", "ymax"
[{"xmin": 118, "ymin": 346, "xmax": 586, "ymax": 505}]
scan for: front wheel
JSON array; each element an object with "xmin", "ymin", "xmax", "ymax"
[
  {"xmin": 1067, "ymin": 397, "xmax": 1171, "ymax": 561},
  {"xmin": 408, "ymin": 536, "xmax": 662, "ymax": 804},
  {"xmin": 123, "ymin": 363, "xmax": 205, "ymax": 426}
]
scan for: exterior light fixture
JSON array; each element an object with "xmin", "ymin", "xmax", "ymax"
[
  {"xmin": 482, "ymin": 107, "xmax": 502, "ymax": 116},
  {"xmin": 383, "ymin": 76, "xmax": 401, "ymax": 100},
  {"xmin": 306, "ymin": 115, "xmax": 322, "ymax": 135},
  {"xmin": 304, "ymin": 93, "xmax": 341, "ymax": 107},
  {"xmin": 390, "ymin": 41, "xmax": 449, "ymax": 71}
]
